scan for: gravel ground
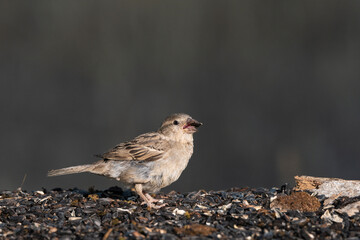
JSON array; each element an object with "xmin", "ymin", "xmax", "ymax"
[{"xmin": 0, "ymin": 186, "xmax": 359, "ymax": 239}]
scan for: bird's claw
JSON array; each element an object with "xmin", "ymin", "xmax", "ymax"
[
  {"xmin": 141, "ymin": 201, "xmax": 168, "ymax": 209},
  {"xmin": 145, "ymin": 193, "xmax": 162, "ymax": 203}
]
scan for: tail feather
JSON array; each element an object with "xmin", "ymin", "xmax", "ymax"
[{"xmin": 47, "ymin": 164, "xmax": 94, "ymax": 177}]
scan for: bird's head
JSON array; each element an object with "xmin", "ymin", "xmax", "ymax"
[{"xmin": 158, "ymin": 113, "xmax": 202, "ymax": 141}]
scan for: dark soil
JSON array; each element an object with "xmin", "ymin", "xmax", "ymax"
[{"xmin": 0, "ymin": 186, "xmax": 359, "ymax": 239}]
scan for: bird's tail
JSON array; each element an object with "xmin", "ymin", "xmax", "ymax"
[{"xmin": 47, "ymin": 164, "xmax": 94, "ymax": 177}]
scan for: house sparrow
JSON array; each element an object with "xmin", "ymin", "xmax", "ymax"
[{"xmin": 48, "ymin": 113, "xmax": 202, "ymax": 208}]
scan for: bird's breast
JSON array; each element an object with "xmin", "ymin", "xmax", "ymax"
[{"xmin": 150, "ymin": 141, "xmax": 194, "ymax": 189}]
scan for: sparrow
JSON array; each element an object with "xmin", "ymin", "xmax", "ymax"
[{"xmin": 48, "ymin": 113, "xmax": 202, "ymax": 208}]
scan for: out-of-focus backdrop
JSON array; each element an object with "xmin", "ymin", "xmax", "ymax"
[{"xmin": 1, "ymin": 1, "xmax": 360, "ymax": 193}]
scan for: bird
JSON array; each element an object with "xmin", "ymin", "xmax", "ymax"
[{"xmin": 47, "ymin": 113, "xmax": 202, "ymax": 208}]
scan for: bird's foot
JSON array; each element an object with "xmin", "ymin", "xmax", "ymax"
[
  {"xmin": 145, "ymin": 193, "xmax": 161, "ymax": 203},
  {"xmin": 135, "ymin": 184, "xmax": 167, "ymax": 209},
  {"xmin": 151, "ymin": 202, "xmax": 168, "ymax": 209},
  {"xmin": 141, "ymin": 201, "xmax": 168, "ymax": 209}
]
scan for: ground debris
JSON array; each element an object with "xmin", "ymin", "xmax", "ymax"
[
  {"xmin": 0, "ymin": 185, "xmax": 359, "ymax": 239},
  {"xmin": 174, "ymin": 224, "xmax": 217, "ymax": 236},
  {"xmin": 295, "ymin": 175, "xmax": 360, "ymax": 216},
  {"xmin": 295, "ymin": 175, "xmax": 360, "ymax": 198},
  {"xmin": 270, "ymin": 191, "xmax": 321, "ymax": 212}
]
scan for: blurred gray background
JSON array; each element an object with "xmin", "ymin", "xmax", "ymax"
[{"xmin": 1, "ymin": 1, "xmax": 360, "ymax": 193}]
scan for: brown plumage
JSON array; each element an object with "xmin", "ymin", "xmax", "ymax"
[
  {"xmin": 99, "ymin": 133, "xmax": 169, "ymax": 162},
  {"xmin": 48, "ymin": 113, "xmax": 202, "ymax": 208}
]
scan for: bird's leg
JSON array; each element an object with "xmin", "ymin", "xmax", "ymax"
[
  {"xmin": 145, "ymin": 193, "xmax": 161, "ymax": 203},
  {"xmin": 134, "ymin": 184, "xmax": 151, "ymax": 205},
  {"xmin": 134, "ymin": 184, "xmax": 167, "ymax": 209},
  {"xmin": 145, "ymin": 193, "xmax": 167, "ymax": 208}
]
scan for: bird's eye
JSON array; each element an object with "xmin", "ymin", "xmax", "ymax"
[{"xmin": 173, "ymin": 120, "xmax": 179, "ymax": 125}]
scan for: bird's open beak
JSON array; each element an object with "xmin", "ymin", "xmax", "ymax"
[{"xmin": 183, "ymin": 118, "xmax": 203, "ymax": 129}]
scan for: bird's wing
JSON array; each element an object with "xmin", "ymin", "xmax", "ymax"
[{"xmin": 98, "ymin": 132, "xmax": 169, "ymax": 162}]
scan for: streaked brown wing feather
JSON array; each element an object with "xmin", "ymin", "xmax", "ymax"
[{"xmin": 99, "ymin": 132, "xmax": 168, "ymax": 162}]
